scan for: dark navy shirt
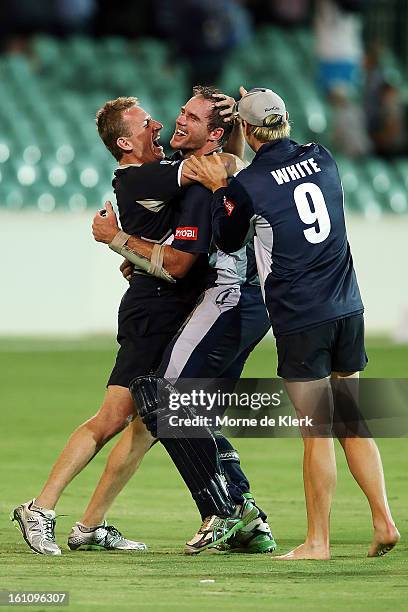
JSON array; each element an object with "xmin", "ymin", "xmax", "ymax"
[
  {"xmin": 113, "ymin": 160, "xmax": 183, "ymax": 242},
  {"xmin": 171, "ymin": 181, "xmax": 259, "ymax": 288},
  {"xmin": 171, "ymin": 183, "xmax": 213, "ymax": 255},
  {"xmin": 113, "ymin": 159, "xmax": 208, "ymax": 303},
  {"xmin": 212, "ymin": 138, "xmax": 364, "ymax": 336}
]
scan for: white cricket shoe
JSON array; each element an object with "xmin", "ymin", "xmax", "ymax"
[
  {"xmin": 11, "ymin": 499, "xmax": 61, "ymax": 555},
  {"xmin": 68, "ymin": 521, "xmax": 147, "ymax": 551}
]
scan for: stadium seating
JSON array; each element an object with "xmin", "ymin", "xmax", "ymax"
[{"xmin": 0, "ymin": 29, "xmax": 407, "ymax": 214}]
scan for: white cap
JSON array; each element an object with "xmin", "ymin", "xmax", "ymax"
[{"xmin": 237, "ymin": 88, "xmax": 287, "ymax": 127}]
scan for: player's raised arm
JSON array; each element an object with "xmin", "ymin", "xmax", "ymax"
[
  {"xmin": 213, "ymin": 86, "xmax": 247, "ymax": 160},
  {"xmin": 124, "ymin": 154, "xmax": 243, "ymax": 195},
  {"xmin": 211, "ymin": 179, "xmax": 255, "ymax": 253}
]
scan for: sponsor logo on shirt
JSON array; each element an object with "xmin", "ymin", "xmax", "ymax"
[
  {"xmin": 223, "ymin": 196, "xmax": 235, "ymax": 216},
  {"xmin": 175, "ymin": 226, "xmax": 198, "ymax": 240}
]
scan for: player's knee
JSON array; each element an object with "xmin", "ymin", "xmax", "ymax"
[
  {"xmin": 85, "ymin": 411, "xmax": 129, "ymax": 446},
  {"xmin": 103, "ymin": 418, "xmax": 128, "ymax": 443},
  {"xmin": 129, "ymin": 417, "xmax": 155, "ymax": 445},
  {"xmin": 332, "ymin": 371, "xmax": 359, "ymax": 379}
]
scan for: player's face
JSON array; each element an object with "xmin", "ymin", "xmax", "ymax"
[
  {"xmin": 121, "ymin": 105, "xmax": 164, "ymax": 162},
  {"xmin": 170, "ymin": 96, "xmax": 217, "ymax": 155}
]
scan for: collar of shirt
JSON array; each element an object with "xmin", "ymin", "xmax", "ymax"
[
  {"xmin": 170, "ymin": 147, "xmax": 223, "ymax": 162},
  {"xmin": 169, "ymin": 150, "xmax": 183, "ymax": 162},
  {"xmin": 253, "ymin": 138, "xmax": 301, "ymax": 164}
]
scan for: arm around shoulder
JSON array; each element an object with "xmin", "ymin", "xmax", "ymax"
[{"xmin": 211, "ymin": 179, "xmax": 255, "ymax": 254}]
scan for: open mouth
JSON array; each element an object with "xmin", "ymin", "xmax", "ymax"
[
  {"xmin": 173, "ymin": 128, "xmax": 188, "ymax": 138},
  {"xmin": 151, "ymin": 131, "xmax": 163, "ymax": 154}
]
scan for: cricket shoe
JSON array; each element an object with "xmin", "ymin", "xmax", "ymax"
[
  {"xmin": 68, "ymin": 521, "xmax": 147, "ymax": 551},
  {"xmin": 227, "ymin": 518, "xmax": 277, "ymax": 553},
  {"xmin": 184, "ymin": 499, "xmax": 259, "ymax": 555},
  {"xmin": 227, "ymin": 493, "xmax": 277, "ymax": 553},
  {"xmin": 11, "ymin": 499, "xmax": 61, "ymax": 555}
]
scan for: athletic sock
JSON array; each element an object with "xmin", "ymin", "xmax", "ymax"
[{"xmin": 75, "ymin": 522, "xmax": 101, "ymax": 531}]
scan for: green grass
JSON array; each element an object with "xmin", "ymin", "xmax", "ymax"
[{"xmin": 0, "ymin": 336, "xmax": 407, "ymax": 611}]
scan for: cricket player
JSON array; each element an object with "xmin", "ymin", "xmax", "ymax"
[
  {"xmin": 11, "ymin": 91, "xmax": 266, "ymax": 555},
  {"xmin": 90, "ymin": 87, "xmax": 276, "ymax": 554},
  {"xmin": 185, "ymin": 87, "xmax": 400, "ymax": 559}
]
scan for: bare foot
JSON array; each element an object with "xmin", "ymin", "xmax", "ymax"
[
  {"xmin": 368, "ymin": 525, "xmax": 400, "ymax": 557},
  {"xmin": 272, "ymin": 542, "xmax": 330, "ymax": 560}
]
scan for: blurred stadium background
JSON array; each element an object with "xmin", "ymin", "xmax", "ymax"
[{"xmin": 0, "ymin": 0, "xmax": 407, "ymax": 339}]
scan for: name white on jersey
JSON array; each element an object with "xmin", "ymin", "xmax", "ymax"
[{"xmin": 271, "ymin": 158, "xmax": 321, "ymax": 185}]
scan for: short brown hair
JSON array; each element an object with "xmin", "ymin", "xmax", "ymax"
[
  {"xmin": 192, "ymin": 85, "xmax": 234, "ymax": 146},
  {"xmin": 246, "ymin": 113, "xmax": 291, "ymax": 143},
  {"xmin": 96, "ymin": 96, "xmax": 138, "ymax": 161}
]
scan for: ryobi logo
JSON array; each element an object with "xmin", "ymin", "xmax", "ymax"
[{"xmin": 175, "ymin": 226, "xmax": 198, "ymax": 240}]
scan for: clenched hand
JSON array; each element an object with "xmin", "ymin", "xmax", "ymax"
[{"xmin": 92, "ymin": 201, "xmax": 120, "ymax": 244}]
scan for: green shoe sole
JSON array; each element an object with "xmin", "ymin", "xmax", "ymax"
[
  {"xmin": 69, "ymin": 544, "xmax": 108, "ymax": 551},
  {"xmin": 230, "ymin": 536, "xmax": 277, "ymax": 554}
]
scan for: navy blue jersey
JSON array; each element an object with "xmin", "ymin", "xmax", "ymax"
[
  {"xmin": 170, "ymin": 168, "xmax": 259, "ymax": 288},
  {"xmin": 113, "ymin": 159, "xmax": 208, "ymax": 302},
  {"xmin": 170, "ymin": 183, "xmax": 212, "ymax": 285},
  {"xmin": 212, "ymin": 138, "xmax": 364, "ymax": 336},
  {"xmin": 114, "ymin": 155, "xmax": 259, "ymax": 297},
  {"xmin": 171, "ymin": 184, "xmax": 213, "ymax": 255}
]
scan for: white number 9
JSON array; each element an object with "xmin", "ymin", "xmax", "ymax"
[{"xmin": 293, "ymin": 182, "xmax": 331, "ymax": 244}]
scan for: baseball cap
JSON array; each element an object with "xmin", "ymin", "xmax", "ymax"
[{"xmin": 237, "ymin": 88, "xmax": 287, "ymax": 127}]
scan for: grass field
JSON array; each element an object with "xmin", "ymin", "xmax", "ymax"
[{"xmin": 0, "ymin": 336, "xmax": 407, "ymax": 611}]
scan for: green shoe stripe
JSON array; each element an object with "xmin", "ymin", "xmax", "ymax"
[
  {"xmin": 240, "ymin": 506, "xmax": 259, "ymax": 527},
  {"xmin": 201, "ymin": 507, "xmax": 258, "ymax": 552},
  {"xmin": 197, "ymin": 519, "xmax": 244, "ymax": 553}
]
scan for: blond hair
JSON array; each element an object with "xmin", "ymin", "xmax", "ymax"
[
  {"xmin": 96, "ymin": 96, "xmax": 138, "ymax": 161},
  {"xmin": 246, "ymin": 113, "xmax": 291, "ymax": 143}
]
